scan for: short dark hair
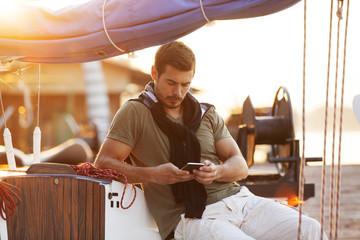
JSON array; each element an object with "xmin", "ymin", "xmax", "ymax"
[{"xmin": 154, "ymin": 41, "xmax": 196, "ymax": 77}]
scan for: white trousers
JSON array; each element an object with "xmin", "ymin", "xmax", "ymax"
[{"xmin": 174, "ymin": 187, "xmax": 327, "ymax": 240}]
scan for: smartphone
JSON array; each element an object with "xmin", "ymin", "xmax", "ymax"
[{"xmin": 181, "ymin": 162, "xmax": 204, "ymax": 172}]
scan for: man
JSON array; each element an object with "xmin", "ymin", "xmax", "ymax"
[{"xmin": 95, "ymin": 41, "xmax": 326, "ymax": 240}]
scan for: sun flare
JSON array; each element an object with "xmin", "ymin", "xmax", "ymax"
[
  {"xmin": 29, "ymin": 0, "xmax": 91, "ymax": 11},
  {"xmin": 0, "ymin": 0, "xmax": 91, "ymax": 15},
  {"xmin": 0, "ymin": 0, "xmax": 19, "ymax": 15}
]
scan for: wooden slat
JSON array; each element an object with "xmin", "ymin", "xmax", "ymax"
[
  {"xmin": 85, "ymin": 181, "xmax": 93, "ymax": 239},
  {"xmin": 27, "ymin": 177, "xmax": 38, "ymax": 239},
  {"xmin": 3, "ymin": 176, "xmax": 106, "ymax": 240},
  {"xmin": 71, "ymin": 178, "xmax": 79, "ymax": 240},
  {"xmin": 24, "ymin": 177, "xmax": 33, "ymax": 239},
  {"xmin": 56, "ymin": 177, "xmax": 64, "ymax": 240},
  {"xmin": 99, "ymin": 185, "xmax": 105, "ymax": 240},
  {"xmin": 46, "ymin": 177, "xmax": 55, "ymax": 239},
  {"xmin": 63, "ymin": 177, "xmax": 72, "ymax": 240},
  {"xmin": 93, "ymin": 182, "xmax": 100, "ymax": 239},
  {"xmin": 39, "ymin": 177, "xmax": 46, "ymax": 240},
  {"xmin": 77, "ymin": 178, "xmax": 86, "ymax": 240}
]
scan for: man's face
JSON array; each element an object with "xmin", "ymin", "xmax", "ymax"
[{"xmin": 152, "ymin": 64, "xmax": 193, "ymax": 110}]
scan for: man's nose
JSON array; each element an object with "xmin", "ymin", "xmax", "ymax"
[{"xmin": 172, "ymin": 86, "xmax": 182, "ymax": 96}]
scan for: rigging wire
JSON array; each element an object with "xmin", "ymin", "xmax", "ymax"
[
  {"xmin": 33, "ymin": 64, "xmax": 41, "ymax": 164},
  {"xmin": 0, "ymin": 90, "xmax": 7, "ymax": 129},
  {"xmin": 101, "ymin": 0, "xmax": 215, "ymax": 57},
  {"xmin": 320, "ymin": 0, "xmax": 349, "ymax": 238},
  {"xmin": 329, "ymin": 0, "xmax": 347, "ymax": 238},
  {"xmin": 0, "ymin": 69, "xmax": 22, "ymax": 219},
  {"xmin": 102, "ymin": 0, "xmax": 129, "ymax": 54},
  {"xmin": 320, "ymin": 0, "xmax": 335, "ymax": 238},
  {"xmin": 329, "ymin": 9, "xmax": 340, "ymax": 239},
  {"xmin": 0, "ymin": 90, "xmax": 16, "ymax": 170},
  {"xmin": 36, "ymin": 64, "xmax": 41, "ymax": 127},
  {"xmin": 199, "ymin": 0, "xmax": 214, "ymax": 26},
  {"xmin": 334, "ymin": 0, "xmax": 350, "ymax": 238},
  {"xmin": 199, "ymin": 0, "xmax": 211, "ymax": 23},
  {"xmin": 297, "ymin": 0, "xmax": 307, "ymax": 238}
]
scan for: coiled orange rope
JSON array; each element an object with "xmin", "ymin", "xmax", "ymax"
[
  {"xmin": 70, "ymin": 162, "xmax": 136, "ymax": 209},
  {"xmin": 0, "ymin": 180, "xmax": 21, "ymax": 220}
]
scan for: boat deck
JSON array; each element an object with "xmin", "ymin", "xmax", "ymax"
[
  {"xmin": 303, "ymin": 164, "xmax": 360, "ymax": 240},
  {"xmin": 1, "ymin": 164, "xmax": 358, "ymax": 239},
  {"xmin": 248, "ymin": 163, "xmax": 360, "ymax": 239}
]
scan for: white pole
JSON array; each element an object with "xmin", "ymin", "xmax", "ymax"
[
  {"xmin": 33, "ymin": 64, "xmax": 42, "ymax": 164},
  {"xmin": 33, "ymin": 126, "xmax": 41, "ymax": 163},
  {"xmin": 3, "ymin": 128, "xmax": 16, "ymax": 170}
]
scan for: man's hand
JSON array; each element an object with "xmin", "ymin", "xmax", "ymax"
[
  {"xmin": 192, "ymin": 160, "xmax": 217, "ymax": 184},
  {"xmin": 150, "ymin": 163, "xmax": 194, "ymax": 185}
]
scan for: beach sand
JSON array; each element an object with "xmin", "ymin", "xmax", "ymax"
[{"xmin": 303, "ymin": 164, "xmax": 360, "ymax": 239}]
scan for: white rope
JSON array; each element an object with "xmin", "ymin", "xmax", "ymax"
[
  {"xmin": 102, "ymin": 0, "xmax": 128, "ymax": 54},
  {"xmin": 0, "ymin": 90, "xmax": 16, "ymax": 169},
  {"xmin": 199, "ymin": 0, "xmax": 211, "ymax": 23},
  {"xmin": 320, "ymin": 0, "xmax": 335, "ymax": 238},
  {"xmin": 199, "ymin": 0, "xmax": 215, "ymax": 26},
  {"xmin": 329, "ymin": 1, "xmax": 347, "ymax": 237},
  {"xmin": 329, "ymin": 15, "xmax": 340, "ymax": 238},
  {"xmin": 334, "ymin": 1, "xmax": 349, "ymax": 238},
  {"xmin": 3, "ymin": 128, "xmax": 16, "ymax": 170},
  {"xmin": 318, "ymin": 0, "xmax": 349, "ymax": 238},
  {"xmin": 297, "ymin": 0, "xmax": 307, "ymax": 238},
  {"xmin": 33, "ymin": 64, "xmax": 41, "ymax": 164},
  {"xmin": 37, "ymin": 64, "xmax": 41, "ymax": 127}
]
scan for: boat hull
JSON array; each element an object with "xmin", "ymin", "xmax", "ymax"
[{"xmin": 0, "ymin": 174, "xmax": 161, "ymax": 240}]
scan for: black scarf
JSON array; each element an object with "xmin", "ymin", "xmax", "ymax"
[{"xmin": 132, "ymin": 82, "xmax": 207, "ymax": 218}]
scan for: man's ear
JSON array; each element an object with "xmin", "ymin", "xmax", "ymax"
[{"xmin": 151, "ymin": 66, "xmax": 158, "ymax": 81}]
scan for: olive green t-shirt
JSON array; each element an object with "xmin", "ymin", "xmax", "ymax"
[{"xmin": 107, "ymin": 101, "xmax": 241, "ymax": 240}]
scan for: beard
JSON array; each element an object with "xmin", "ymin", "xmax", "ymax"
[
  {"xmin": 161, "ymin": 95, "xmax": 183, "ymax": 109},
  {"xmin": 154, "ymin": 85, "xmax": 184, "ymax": 109}
]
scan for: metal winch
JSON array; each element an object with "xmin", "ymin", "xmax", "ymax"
[
  {"xmin": 236, "ymin": 86, "xmax": 321, "ymax": 202},
  {"xmin": 237, "ymin": 86, "xmax": 294, "ymax": 168}
]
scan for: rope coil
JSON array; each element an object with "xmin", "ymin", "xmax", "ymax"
[
  {"xmin": 70, "ymin": 162, "xmax": 137, "ymax": 209},
  {"xmin": 0, "ymin": 180, "xmax": 21, "ymax": 220}
]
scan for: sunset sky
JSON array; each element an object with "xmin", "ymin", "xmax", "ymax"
[
  {"xmin": 116, "ymin": 0, "xmax": 360, "ymax": 164},
  {"xmin": 1, "ymin": 0, "xmax": 359, "ymax": 163},
  {"xmin": 3, "ymin": 0, "xmax": 358, "ymax": 117},
  {"xmin": 115, "ymin": 0, "xmax": 359, "ymax": 119}
]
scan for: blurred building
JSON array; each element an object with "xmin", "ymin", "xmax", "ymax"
[{"xmin": 0, "ymin": 59, "xmax": 151, "ymax": 154}]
